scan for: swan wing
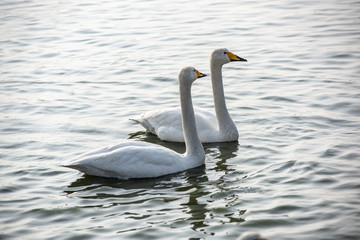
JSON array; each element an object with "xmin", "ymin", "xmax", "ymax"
[
  {"xmin": 134, "ymin": 106, "xmax": 219, "ymax": 142},
  {"xmin": 72, "ymin": 141, "xmax": 150, "ymax": 159},
  {"xmin": 194, "ymin": 106, "xmax": 218, "ymax": 130},
  {"xmin": 136, "ymin": 107, "xmax": 183, "ymax": 135},
  {"xmin": 63, "ymin": 141, "xmax": 184, "ymax": 179}
]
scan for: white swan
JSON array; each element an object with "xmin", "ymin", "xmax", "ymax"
[
  {"xmin": 132, "ymin": 48, "xmax": 247, "ymax": 143},
  {"xmin": 62, "ymin": 66, "xmax": 206, "ymax": 179},
  {"xmin": 238, "ymin": 232, "xmax": 269, "ymax": 240}
]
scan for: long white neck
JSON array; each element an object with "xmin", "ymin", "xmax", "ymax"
[
  {"xmin": 179, "ymin": 82, "xmax": 205, "ymax": 163},
  {"xmin": 210, "ymin": 62, "xmax": 237, "ymax": 133}
]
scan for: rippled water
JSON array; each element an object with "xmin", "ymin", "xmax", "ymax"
[{"xmin": 1, "ymin": 0, "xmax": 360, "ymax": 239}]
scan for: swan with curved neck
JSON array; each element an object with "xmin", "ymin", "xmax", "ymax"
[
  {"xmin": 63, "ymin": 66, "xmax": 206, "ymax": 179},
  {"xmin": 132, "ymin": 48, "xmax": 247, "ymax": 143}
]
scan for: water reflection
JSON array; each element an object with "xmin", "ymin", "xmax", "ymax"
[
  {"xmin": 64, "ymin": 133, "xmax": 243, "ymax": 238},
  {"xmin": 204, "ymin": 141, "xmax": 239, "ymax": 173},
  {"xmin": 177, "ymin": 167, "xmax": 212, "ymax": 236},
  {"xmin": 64, "ymin": 164, "xmax": 214, "ymax": 236},
  {"xmin": 65, "ymin": 172, "xmax": 184, "ymax": 196}
]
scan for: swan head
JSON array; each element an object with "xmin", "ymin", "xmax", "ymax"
[
  {"xmin": 211, "ymin": 48, "xmax": 247, "ymax": 66},
  {"xmin": 237, "ymin": 232, "xmax": 269, "ymax": 240},
  {"xmin": 179, "ymin": 66, "xmax": 207, "ymax": 86}
]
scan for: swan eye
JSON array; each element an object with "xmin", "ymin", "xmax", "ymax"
[{"xmin": 224, "ymin": 52, "xmax": 227, "ymax": 54}]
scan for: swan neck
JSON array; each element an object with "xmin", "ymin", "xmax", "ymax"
[
  {"xmin": 210, "ymin": 63, "xmax": 235, "ymax": 132},
  {"xmin": 179, "ymin": 82, "xmax": 204, "ymax": 160}
]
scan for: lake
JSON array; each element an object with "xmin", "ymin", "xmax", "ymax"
[{"xmin": 1, "ymin": 0, "xmax": 360, "ymax": 239}]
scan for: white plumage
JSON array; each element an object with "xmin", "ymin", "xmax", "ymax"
[
  {"xmin": 136, "ymin": 106, "xmax": 218, "ymax": 142},
  {"xmin": 63, "ymin": 66, "xmax": 206, "ymax": 179},
  {"xmin": 132, "ymin": 48, "xmax": 247, "ymax": 143}
]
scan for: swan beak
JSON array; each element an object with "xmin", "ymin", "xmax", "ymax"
[
  {"xmin": 227, "ymin": 52, "xmax": 247, "ymax": 62},
  {"xmin": 195, "ymin": 69, "xmax": 207, "ymax": 78}
]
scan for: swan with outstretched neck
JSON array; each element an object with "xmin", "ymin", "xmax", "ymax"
[
  {"xmin": 132, "ymin": 48, "xmax": 247, "ymax": 143},
  {"xmin": 62, "ymin": 67, "xmax": 206, "ymax": 179}
]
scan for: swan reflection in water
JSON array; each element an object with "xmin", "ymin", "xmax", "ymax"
[{"xmin": 64, "ymin": 131, "xmax": 243, "ymax": 237}]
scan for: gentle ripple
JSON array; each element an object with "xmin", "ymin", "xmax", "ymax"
[{"xmin": 1, "ymin": 0, "xmax": 360, "ymax": 239}]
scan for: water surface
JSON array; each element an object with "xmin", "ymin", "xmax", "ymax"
[{"xmin": 1, "ymin": 0, "xmax": 360, "ymax": 239}]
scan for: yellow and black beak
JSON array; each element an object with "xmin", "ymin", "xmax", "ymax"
[
  {"xmin": 227, "ymin": 52, "xmax": 247, "ymax": 62},
  {"xmin": 195, "ymin": 69, "xmax": 207, "ymax": 78}
]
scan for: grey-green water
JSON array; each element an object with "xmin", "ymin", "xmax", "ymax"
[{"xmin": 1, "ymin": 0, "xmax": 360, "ymax": 239}]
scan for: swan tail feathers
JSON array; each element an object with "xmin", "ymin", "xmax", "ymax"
[
  {"xmin": 129, "ymin": 117, "xmax": 140, "ymax": 123},
  {"xmin": 129, "ymin": 116, "xmax": 156, "ymax": 134}
]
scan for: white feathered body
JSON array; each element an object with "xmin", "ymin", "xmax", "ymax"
[
  {"xmin": 63, "ymin": 141, "xmax": 198, "ymax": 179},
  {"xmin": 134, "ymin": 106, "xmax": 238, "ymax": 143}
]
